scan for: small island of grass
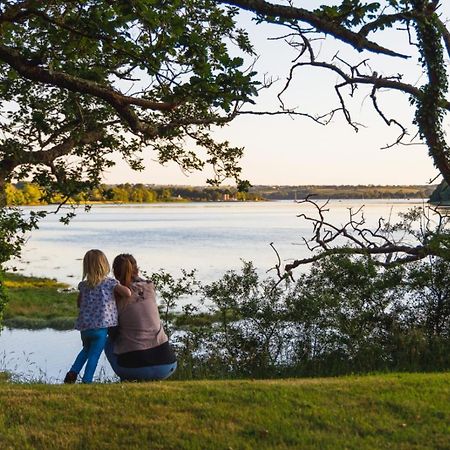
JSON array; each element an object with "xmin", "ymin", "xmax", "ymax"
[
  {"xmin": 2, "ymin": 272, "xmax": 78, "ymax": 330},
  {"xmin": 2, "ymin": 272, "xmax": 217, "ymax": 330}
]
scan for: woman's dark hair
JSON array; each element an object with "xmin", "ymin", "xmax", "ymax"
[{"xmin": 113, "ymin": 254, "xmax": 138, "ymax": 288}]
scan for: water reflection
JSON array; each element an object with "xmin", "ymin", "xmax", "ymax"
[
  {"xmin": 9, "ymin": 200, "xmax": 424, "ymax": 285},
  {"xmin": 0, "ymin": 328, "xmax": 116, "ymax": 384}
]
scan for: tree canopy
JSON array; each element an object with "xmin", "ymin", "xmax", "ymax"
[
  {"xmin": 0, "ymin": 0, "xmax": 260, "ymax": 265},
  {"xmin": 0, "ymin": 0, "xmax": 258, "ymax": 205}
]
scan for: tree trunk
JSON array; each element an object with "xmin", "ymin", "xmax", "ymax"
[{"xmin": 0, "ymin": 177, "xmax": 7, "ymax": 209}]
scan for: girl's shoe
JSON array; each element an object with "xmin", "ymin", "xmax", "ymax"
[{"xmin": 64, "ymin": 371, "xmax": 77, "ymax": 383}]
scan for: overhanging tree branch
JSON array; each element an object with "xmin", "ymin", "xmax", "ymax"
[
  {"xmin": 284, "ymin": 60, "xmax": 450, "ymax": 110},
  {"xmin": 6, "ymin": 129, "xmax": 105, "ymax": 169},
  {"xmin": 0, "ymin": 44, "xmax": 177, "ymax": 136},
  {"xmin": 359, "ymin": 12, "xmax": 416, "ymax": 36},
  {"xmin": 221, "ymin": 1, "xmax": 450, "ymax": 186},
  {"xmin": 220, "ymin": 0, "xmax": 410, "ymax": 58}
]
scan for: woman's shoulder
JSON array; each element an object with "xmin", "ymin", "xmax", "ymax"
[
  {"xmin": 130, "ymin": 278, "xmax": 155, "ymax": 301},
  {"xmin": 132, "ymin": 277, "xmax": 154, "ymax": 286}
]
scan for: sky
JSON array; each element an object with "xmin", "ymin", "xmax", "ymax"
[{"xmin": 103, "ymin": 2, "xmax": 450, "ymax": 186}]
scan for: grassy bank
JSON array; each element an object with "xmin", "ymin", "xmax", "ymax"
[
  {"xmin": 3, "ymin": 273, "xmax": 77, "ymax": 329},
  {"xmin": 2, "ymin": 272, "xmax": 219, "ymax": 330},
  {"xmin": 0, "ymin": 373, "xmax": 448, "ymax": 449}
]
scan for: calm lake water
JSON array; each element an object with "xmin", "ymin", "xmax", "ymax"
[
  {"xmin": 8, "ymin": 199, "xmax": 426, "ymax": 283},
  {"xmin": 1, "ymin": 199, "xmax": 427, "ymax": 382}
]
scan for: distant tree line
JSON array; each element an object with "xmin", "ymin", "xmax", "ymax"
[
  {"xmin": 5, "ymin": 182, "xmax": 439, "ymax": 206},
  {"xmin": 4, "ymin": 182, "xmax": 262, "ymax": 206},
  {"xmin": 251, "ymin": 185, "xmax": 437, "ymax": 200}
]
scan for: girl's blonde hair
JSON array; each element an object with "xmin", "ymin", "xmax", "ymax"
[{"xmin": 82, "ymin": 249, "xmax": 110, "ymax": 287}]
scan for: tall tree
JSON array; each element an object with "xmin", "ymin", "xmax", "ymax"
[{"xmin": 0, "ymin": 0, "xmax": 258, "ymax": 263}]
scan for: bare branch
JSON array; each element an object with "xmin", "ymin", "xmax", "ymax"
[
  {"xmin": 297, "ymin": 60, "xmax": 450, "ymax": 108},
  {"xmin": 335, "ymin": 81, "xmax": 359, "ymax": 132},
  {"xmin": 370, "ymin": 84, "xmax": 408, "ymax": 149},
  {"xmin": 285, "ymin": 246, "xmax": 428, "ymax": 273},
  {"xmin": 238, "ymin": 108, "xmax": 341, "ymax": 125},
  {"xmin": 277, "ymin": 197, "xmax": 450, "ymax": 278},
  {"xmin": 268, "ymin": 241, "xmax": 284, "ymax": 279}
]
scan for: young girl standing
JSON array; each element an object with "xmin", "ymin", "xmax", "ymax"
[{"xmin": 64, "ymin": 249, "xmax": 131, "ymax": 384}]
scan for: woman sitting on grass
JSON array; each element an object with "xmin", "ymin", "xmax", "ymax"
[{"xmin": 105, "ymin": 254, "xmax": 177, "ymax": 381}]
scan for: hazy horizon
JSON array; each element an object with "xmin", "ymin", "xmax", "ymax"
[{"xmin": 83, "ymin": 182, "xmax": 439, "ymax": 187}]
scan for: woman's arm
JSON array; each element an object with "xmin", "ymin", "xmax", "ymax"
[
  {"xmin": 77, "ymin": 292, "xmax": 82, "ymax": 308},
  {"xmin": 114, "ymin": 283, "xmax": 132, "ymax": 298}
]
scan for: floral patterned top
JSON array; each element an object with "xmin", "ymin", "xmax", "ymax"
[{"xmin": 75, "ymin": 277, "xmax": 119, "ymax": 331}]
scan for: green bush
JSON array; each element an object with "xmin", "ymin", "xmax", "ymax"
[{"xmin": 157, "ymin": 256, "xmax": 450, "ymax": 379}]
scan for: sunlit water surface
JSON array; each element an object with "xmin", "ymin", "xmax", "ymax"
[{"xmin": 1, "ymin": 200, "xmax": 426, "ymax": 382}]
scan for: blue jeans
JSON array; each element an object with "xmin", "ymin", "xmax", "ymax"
[
  {"xmin": 105, "ymin": 339, "xmax": 177, "ymax": 382},
  {"xmin": 70, "ymin": 328, "xmax": 108, "ymax": 383}
]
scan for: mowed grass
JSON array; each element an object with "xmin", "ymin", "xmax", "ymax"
[
  {"xmin": 3, "ymin": 273, "xmax": 77, "ymax": 329},
  {"xmin": 0, "ymin": 373, "xmax": 449, "ymax": 449}
]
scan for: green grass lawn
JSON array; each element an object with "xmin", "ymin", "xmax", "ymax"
[
  {"xmin": 3, "ymin": 272, "xmax": 77, "ymax": 329},
  {"xmin": 0, "ymin": 373, "xmax": 448, "ymax": 449}
]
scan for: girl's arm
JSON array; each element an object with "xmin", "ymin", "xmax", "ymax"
[
  {"xmin": 114, "ymin": 283, "xmax": 132, "ymax": 298},
  {"xmin": 77, "ymin": 292, "xmax": 82, "ymax": 308}
]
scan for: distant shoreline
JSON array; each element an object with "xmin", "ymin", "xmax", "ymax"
[
  {"xmin": 247, "ymin": 184, "xmax": 436, "ymax": 201},
  {"xmin": 6, "ymin": 183, "xmax": 438, "ymax": 206}
]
